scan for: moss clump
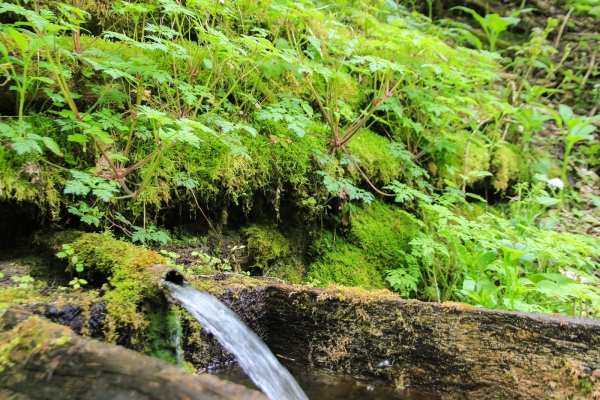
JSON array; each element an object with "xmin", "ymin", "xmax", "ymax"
[
  {"xmin": 347, "ymin": 131, "xmax": 400, "ymax": 185},
  {"xmin": 349, "ymin": 200, "xmax": 417, "ymax": 269},
  {"xmin": 0, "ymin": 316, "xmax": 72, "ymax": 373},
  {"xmin": 441, "ymin": 133, "xmax": 491, "ymax": 186},
  {"xmin": 265, "ymin": 261, "xmax": 305, "ymax": 284},
  {"xmin": 145, "ymin": 305, "xmax": 189, "ymax": 368},
  {"xmin": 243, "ymin": 224, "xmax": 291, "ymax": 270},
  {"xmin": 68, "ymin": 233, "xmax": 166, "ymax": 343},
  {"xmin": 308, "ymin": 201, "xmax": 419, "ymax": 289},
  {"xmin": 452, "ymin": 202, "xmax": 488, "ymax": 220},
  {"xmin": 309, "ymin": 236, "xmax": 385, "ymax": 288},
  {"xmin": 491, "ymin": 143, "xmax": 528, "ymax": 191}
]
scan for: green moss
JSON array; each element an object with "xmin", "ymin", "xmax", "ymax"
[
  {"xmin": 308, "ymin": 201, "xmax": 419, "ymax": 289},
  {"xmin": 69, "ymin": 233, "xmax": 166, "ymax": 343},
  {"xmin": 243, "ymin": 224, "xmax": 291, "ymax": 270},
  {"xmin": 491, "ymin": 143, "xmax": 528, "ymax": 192},
  {"xmin": 309, "ymin": 234, "xmax": 384, "ymax": 288},
  {"xmin": 452, "ymin": 202, "xmax": 488, "ymax": 220},
  {"xmin": 265, "ymin": 260, "xmax": 305, "ymax": 284},
  {"xmin": 0, "ymin": 287, "xmax": 43, "ymax": 318},
  {"xmin": 349, "ymin": 200, "xmax": 417, "ymax": 270},
  {"xmin": 145, "ymin": 305, "xmax": 184, "ymax": 366},
  {"xmin": 347, "ymin": 131, "xmax": 400, "ymax": 185},
  {"xmin": 0, "ymin": 316, "xmax": 72, "ymax": 373},
  {"xmin": 441, "ymin": 132, "xmax": 491, "ymax": 186}
]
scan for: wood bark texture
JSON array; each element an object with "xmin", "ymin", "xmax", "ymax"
[
  {"xmin": 0, "ymin": 308, "xmax": 267, "ymax": 400},
  {"xmin": 260, "ymin": 285, "xmax": 600, "ymax": 399}
]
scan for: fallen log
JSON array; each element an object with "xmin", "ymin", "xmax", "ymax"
[
  {"xmin": 0, "ymin": 308, "xmax": 267, "ymax": 400},
  {"xmin": 259, "ymin": 284, "xmax": 600, "ymax": 399}
]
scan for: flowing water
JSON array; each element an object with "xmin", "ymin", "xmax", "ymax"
[{"xmin": 165, "ymin": 282, "xmax": 309, "ymax": 400}]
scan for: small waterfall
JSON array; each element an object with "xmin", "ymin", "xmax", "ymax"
[{"xmin": 165, "ymin": 282, "xmax": 308, "ymax": 400}]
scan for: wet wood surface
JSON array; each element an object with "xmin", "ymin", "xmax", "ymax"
[{"xmin": 0, "ymin": 308, "xmax": 267, "ymax": 400}]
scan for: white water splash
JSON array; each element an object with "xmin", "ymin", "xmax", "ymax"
[{"xmin": 165, "ymin": 282, "xmax": 308, "ymax": 400}]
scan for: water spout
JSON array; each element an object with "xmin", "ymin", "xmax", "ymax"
[{"xmin": 165, "ymin": 282, "xmax": 308, "ymax": 400}]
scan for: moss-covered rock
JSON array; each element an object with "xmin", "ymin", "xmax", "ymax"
[
  {"xmin": 347, "ymin": 131, "xmax": 400, "ymax": 185},
  {"xmin": 491, "ymin": 143, "xmax": 528, "ymax": 191},
  {"xmin": 68, "ymin": 233, "xmax": 166, "ymax": 343},
  {"xmin": 440, "ymin": 132, "xmax": 491, "ymax": 186},
  {"xmin": 243, "ymin": 224, "xmax": 291, "ymax": 270},
  {"xmin": 308, "ymin": 201, "xmax": 419, "ymax": 289},
  {"xmin": 308, "ymin": 236, "xmax": 385, "ymax": 288}
]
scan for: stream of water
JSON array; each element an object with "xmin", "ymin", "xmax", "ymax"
[{"xmin": 165, "ymin": 282, "xmax": 309, "ymax": 400}]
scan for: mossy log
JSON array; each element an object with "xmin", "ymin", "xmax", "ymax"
[
  {"xmin": 259, "ymin": 285, "xmax": 600, "ymax": 399},
  {"xmin": 0, "ymin": 308, "xmax": 267, "ymax": 400}
]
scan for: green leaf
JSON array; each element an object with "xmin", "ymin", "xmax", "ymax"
[
  {"xmin": 567, "ymin": 123, "xmax": 596, "ymax": 143},
  {"xmin": 8, "ymin": 28, "xmax": 29, "ymax": 54},
  {"xmin": 558, "ymin": 104, "xmax": 574, "ymax": 124},
  {"xmin": 477, "ymin": 251, "xmax": 497, "ymax": 269},
  {"xmin": 0, "ymin": 41, "xmax": 9, "ymax": 59},
  {"xmin": 42, "ymin": 137, "xmax": 63, "ymax": 156},
  {"xmin": 535, "ymin": 196, "xmax": 560, "ymax": 206},
  {"xmin": 67, "ymin": 134, "xmax": 90, "ymax": 143},
  {"xmin": 33, "ymin": 76, "xmax": 55, "ymax": 84},
  {"xmin": 64, "ymin": 179, "xmax": 91, "ymax": 196}
]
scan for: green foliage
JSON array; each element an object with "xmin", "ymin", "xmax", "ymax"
[
  {"xmin": 132, "ymin": 226, "xmax": 171, "ymax": 245},
  {"xmin": 10, "ymin": 275, "xmax": 35, "ymax": 289},
  {"xmin": 557, "ymin": 105, "xmax": 600, "ymax": 188},
  {"xmin": 452, "ymin": 7, "xmax": 533, "ymax": 51},
  {"xmin": 1, "ymin": 0, "xmax": 599, "ymax": 320}
]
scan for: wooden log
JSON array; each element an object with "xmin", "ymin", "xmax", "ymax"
[
  {"xmin": 0, "ymin": 308, "xmax": 267, "ymax": 400},
  {"xmin": 259, "ymin": 284, "xmax": 600, "ymax": 399}
]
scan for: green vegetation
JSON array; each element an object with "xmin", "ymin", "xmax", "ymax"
[{"xmin": 0, "ymin": 0, "xmax": 599, "ymax": 319}]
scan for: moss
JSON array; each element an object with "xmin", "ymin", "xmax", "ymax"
[
  {"xmin": 349, "ymin": 200, "xmax": 417, "ymax": 269},
  {"xmin": 309, "ymin": 238, "xmax": 385, "ymax": 288},
  {"xmin": 0, "ymin": 316, "xmax": 71, "ymax": 373},
  {"xmin": 441, "ymin": 132, "xmax": 491, "ymax": 186},
  {"xmin": 145, "ymin": 305, "xmax": 185, "ymax": 366},
  {"xmin": 316, "ymin": 284, "xmax": 398, "ymax": 305},
  {"xmin": 0, "ymin": 287, "xmax": 44, "ymax": 318},
  {"xmin": 308, "ymin": 201, "xmax": 419, "ymax": 289},
  {"xmin": 347, "ymin": 131, "xmax": 400, "ymax": 185},
  {"xmin": 243, "ymin": 224, "xmax": 291, "ymax": 270},
  {"xmin": 265, "ymin": 261, "xmax": 305, "ymax": 284},
  {"xmin": 491, "ymin": 143, "xmax": 528, "ymax": 192},
  {"xmin": 68, "ymin": 233, "xmax": 166, "ymax": 343},
  {"xmin": 452, "ymin": 202, "xmax": 488, "ymax": 220}
]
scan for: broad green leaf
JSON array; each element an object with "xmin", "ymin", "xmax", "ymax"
[
  {"xmin": 0, "ymin": 42, "xmax": 8, "ymax": 59},
  {"xmin": 558, "ymin": 104, "xmax": 573, "ymax": 124},
  {"xmin": 567, "ymin": 123, "xmax": 596, "ymax": 143},
  {"xmin": 535, "ymin": 196, "xmax": 560, "ymax": 206},
  {"xmin": 501, "ymin": 246, "xmax": 529, "ymax": 261},
  {"xmin": 42, "ymin": 137, "xmax": 63, "ymax": 156},
  {"xmin": 33, "ymin": 76, "xmax": 55, "ymax": 84},
  {"xmin": 477, "ymin": 251, "xmax": 497, "ymax": 269},
  {"xmin": 8, "ymin": 28, "xmax": 29, "ymax": 54},
  {"xmin": 68, "ymin": 134, "xmax": 90, "ymax": 143}
]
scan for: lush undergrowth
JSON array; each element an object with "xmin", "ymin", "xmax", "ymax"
[{"xmin": 1, "ymin": 0, "xmax": 599, "ymax": 317}]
